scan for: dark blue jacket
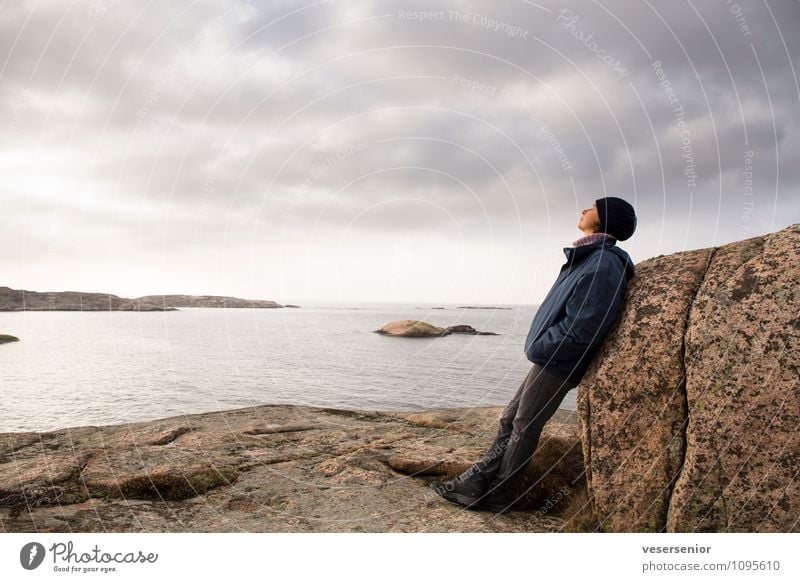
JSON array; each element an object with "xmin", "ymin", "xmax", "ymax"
[{"xmin": 524, "ymin": 237, "xmax": 635, "ymax": 384}]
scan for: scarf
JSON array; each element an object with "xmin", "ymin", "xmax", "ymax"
[{"xmin": 572, "ymin": 232, "xmax": 616, "ymax": 247}]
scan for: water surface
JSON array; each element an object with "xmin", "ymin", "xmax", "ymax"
[{"xmin": 0, "ymin": 303, "xmax": 578, "ymax": 432}]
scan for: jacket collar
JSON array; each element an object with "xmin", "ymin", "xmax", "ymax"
[{"xmin": 562, "ymin": 235, "xmax": 617, "ymax": 266}]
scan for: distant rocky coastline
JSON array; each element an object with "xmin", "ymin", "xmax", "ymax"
[
  {"xmin": 137, "ymin": 294, "xmax": 283, "ymax": 309},
  {"xmin": 0, "ymin": 286, "xmax": 293, "ymax": 311}
]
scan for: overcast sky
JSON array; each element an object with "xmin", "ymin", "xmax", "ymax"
[{"xmin": 1, "ymin": 0, "xmax": 798, "ymax": 305}]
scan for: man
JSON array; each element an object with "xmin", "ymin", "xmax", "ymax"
[{"xmin": 430, "ymin": 196, "xmax": 637, "ymax": 513}]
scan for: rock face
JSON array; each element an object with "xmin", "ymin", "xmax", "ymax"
[
  {"xmin": 0, "ymin": 405, "xmax": 584, "ymax": 533},
  {"xmin": 668, "ymin": 225, "xmax": 800, "ymax": 532},
  {"xmin": 578, "ymin": 223, "xmax": 799, "ymax": 532},
  {"xmin": 376, "ymin": 320, "xmax": 498, "ymax": 337},
  {"xmin": 577, "ymin": 247, "xmax": 711, "ymax": 532}
]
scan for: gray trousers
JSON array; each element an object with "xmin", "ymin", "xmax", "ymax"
[{"xmin": 457, "ymin": 363, "xmax": 579, "ymax": 493}]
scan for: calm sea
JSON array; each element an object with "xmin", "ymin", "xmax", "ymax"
[{"xmin": 0, "ymin": 303, "xmax": 579, "ymax": 433}]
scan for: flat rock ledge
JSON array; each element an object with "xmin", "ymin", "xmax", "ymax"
[{"xmin": 0, "ymin": 404, "xmax": 588, "ymax": 533}]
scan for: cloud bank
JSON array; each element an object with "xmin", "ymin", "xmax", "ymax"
[{"xmin": 1, "ymin": 0, "xmax": 798, "ymax": 303}]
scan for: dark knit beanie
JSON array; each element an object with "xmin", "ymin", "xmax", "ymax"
[{"xmin": 595, "ymin": 196, "xmax": 637, "ymax": 241}]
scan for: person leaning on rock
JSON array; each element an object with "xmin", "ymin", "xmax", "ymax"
[{"xmin": 430, "ymin": 196, "xmax": 638, "ymax": 513}]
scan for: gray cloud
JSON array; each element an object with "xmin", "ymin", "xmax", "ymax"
[{"xmin": 1, "ymin": 0, "xmax": 798, "ymax": 302}]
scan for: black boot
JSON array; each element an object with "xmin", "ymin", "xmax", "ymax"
[
  {"xmin": 475, "ymin": 479, "xmax": 517, "ymax": 514},
  {"xmin": 429, "ymin": 473, "xmax": 486, "ymax": 508}
]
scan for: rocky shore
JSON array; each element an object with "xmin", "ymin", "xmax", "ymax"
[
  {"xmin": 1, "ymin": 222, "xmax": 796, "ymax": 533},
  {"xmin": 0, "ymin": 405, "xmax": 586, "ymax": 533}
]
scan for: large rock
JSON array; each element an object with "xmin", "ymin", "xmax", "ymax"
[
  {"xmin": 577, "ymin": 247, "xmax": 713, "ymax": 532},
  {"xmin": 668, "ymin": 225, "xmax": 800, "ymax": 532},
  {"xmin": 377, "ymin": 320, "xmax": 447, "ymax": 337},
  {"xmin": 578, "ymin": 223, "xmax": 799, "ymax": 532}
]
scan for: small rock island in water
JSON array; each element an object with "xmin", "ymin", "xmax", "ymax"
[{"xmin": 375, "ymin": 320, "xmax": 498, "ymax": 337}]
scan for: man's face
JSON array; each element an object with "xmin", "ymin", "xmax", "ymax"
[{"xmin": 578, "ymin": 203, "xmax": 602, "ymax": 233}]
